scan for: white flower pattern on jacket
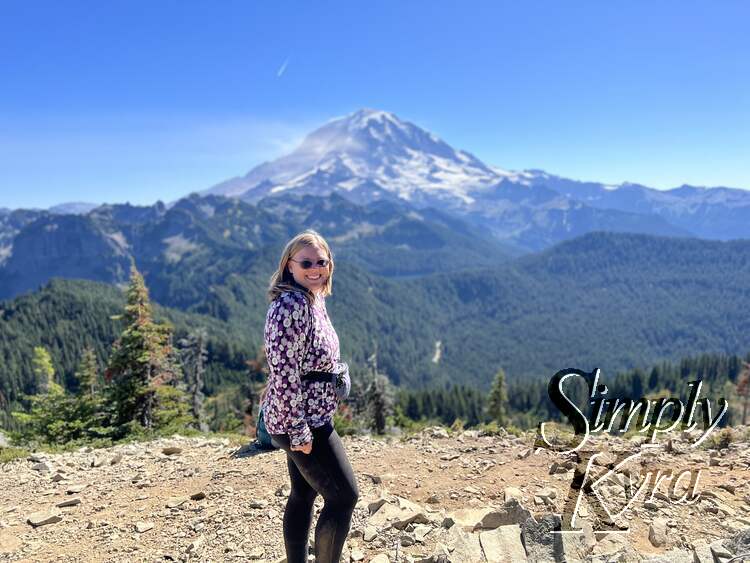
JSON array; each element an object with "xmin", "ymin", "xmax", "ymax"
[{"xmin": 261, "ymin": 290, "xmax": 340, "ymax": 447}]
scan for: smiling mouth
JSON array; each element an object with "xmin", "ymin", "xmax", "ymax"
[{"xmin": 306, "ymin": 275, "xmax": 322, "ymax": 280}]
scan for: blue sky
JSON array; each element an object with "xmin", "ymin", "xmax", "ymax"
[{"xmin": 1, "ymin": 1, "xmax": 748, "ymax": 209}]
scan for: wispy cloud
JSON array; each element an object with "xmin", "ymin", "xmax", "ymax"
[{"xmin": 276, "ymin": 57, "xmax": 289, "ymax": 78}]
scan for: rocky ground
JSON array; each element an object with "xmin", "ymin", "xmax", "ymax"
[{"xmin": 0, "ymin": 425, "xmax": 749, "ymax": 562}]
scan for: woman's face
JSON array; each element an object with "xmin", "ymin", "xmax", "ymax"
[{"xmin": 287, "ymin": 244, "xmax": 331, "ymax": 295}]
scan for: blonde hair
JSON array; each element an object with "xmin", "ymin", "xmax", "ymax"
[
  {"xmin": 259, "ymin": 230, "xmax": 335, "ymax": 410},
  {"xmin": 266, "ymin": 229, "xmax": 335, "ymax": 307}
]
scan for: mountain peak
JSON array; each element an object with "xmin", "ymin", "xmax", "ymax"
[
  {"xmin": 300, "ymin": 107, "xmax": 432, "ymax": 156},
  {"xmin": 345, "ymin": 107, "xmax": 402, "ymax": 128},
  {"xmin": 203, "ymin": 108, "xmax": 499, "ymax": 205}
]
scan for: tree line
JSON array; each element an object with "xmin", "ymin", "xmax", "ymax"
[{"xmin": 5, "ymin": 263, "xmax": 750, "ymax": 450}]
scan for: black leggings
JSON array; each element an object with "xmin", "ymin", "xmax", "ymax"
[{"xmin": 270, "ymin": 422, "xmax": 359, "ymax": 563}]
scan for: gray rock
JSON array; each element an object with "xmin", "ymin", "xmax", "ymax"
[
  {"xmin": 367, "ymin": 497, "xmax": 388, "ymax": 514},
  {"xmin": 446, "ymin": 526, "xmax": 485, "ymax": 562},
  {"xmin": 504, "ymin": 487, "xmax": 523, "ymax": 503},
  {"xmin": 691, "ymin": 540, "xmax": 714, "ymax": 563},
  {"xmin": 135, "ymin": 521, "xmax": 154, "ymax": 533},
  {"xmin": 590, "ymin": 534, "xmax": 641, "ymax": 562},
  {"xmin": 709, "ymin": 539, "xmax": 733, "ymax": 563},
  {"xmin": 166, "ymin": 496, "xmax": 189, "ymax": 508},
  {"xmin": 364, "ymin": 525, "xmax": 378, "ymax": 541},
  {"xmin": 560, "ymin": 528, "xmax": 591, "ymax": 563},
  {"xmin": 400, "ymin": 533, "xmax": 415, "ymax": 546},
  {"xmin": 66, "ymin": 483, "xmax": 88, "ymax": 494},
  {"xmin": 642, "ymin": 548, "xmax": 693, "ymax": 562},
  {"xmin": 536, "ymin": 487, "xmax": 557, "ymax": 501},
  {"xmin": 521, "ymin": 515, "xmax": 563, "ymax": 563},
  {"xmin": 725, "ymin": 527, "xmax": 750, "ymax": 557},
  {"xmin": 479, "ymin": 499, "xmax": 533, "ymax": 529},
  {"xmin": 27, "ymin": 510, "xmax": 62, "ymax": 527},
  {"xmin": 369, "ymin": 497, "xmax": 430, "ymax": 530},
  {"xmin": 649, "ymin": 518, "xmax": 668, "ymax": 548},
  {"xmin": 479, "ymin": 524, "xmax": 527, "ymax": 562}
]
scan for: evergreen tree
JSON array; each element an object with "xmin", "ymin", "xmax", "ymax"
[
  {"xmin": 178, "ymin": 328, "xmax": 209, "ymax": 432},
  {"xmin": 406, "ymin": 394, "xmax": 421, "ymax": 420},
  {"xmin": 11, "ymin": 375, "xmax": 68, "ymax": 445},
  {"xmin": 487, "ymin": 368, "xmax": 509, "ymax": 426},
  {"xmin": 363, "ymin": 352, "xmax": 395, "ymax": 434},
  {"xmin": 75, "ymin": 346, "xmax": 99, "ymax": 396},
  {"xmin": 104, "ymin": 263, "xmax": 185, "ymax": 436},
  {"xmin": 32, "ymin": 346, "xmax": 56, "ymax": 394},
  {"xmin": 10, "ymin": 346, "xmax": 112, "ymax": 446}
]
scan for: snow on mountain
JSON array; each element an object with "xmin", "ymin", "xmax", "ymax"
[
  {"xmin": 199, "ymin": 107, "xmax": 750, "ymax": 244},
  {"xmin": 203, "ymin": 108, "xmax": 504, "ymax": 207}
]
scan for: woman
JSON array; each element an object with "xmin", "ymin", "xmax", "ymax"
[{"xmin": 259, "ymin": 229, "xmax": 359, "ymax": 563}]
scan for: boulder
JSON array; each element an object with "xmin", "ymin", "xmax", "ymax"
[
  {"xmin": 648, "ymin": 518, "xmax": 668, "ymax": 548},
  {"xmin": 479, "ymin": 524, "xmax": 527, "ymax": 562},
  {"xmin": 521, "ymin": 515, "xmax": 563, "ymax": 563},
  {"xmin": 446, "ymin": 526, "xmax": 485, "ymax": 563},
  {"xmin": 369, "ymin": 497, "xmax": 430, "ymax": 530}
]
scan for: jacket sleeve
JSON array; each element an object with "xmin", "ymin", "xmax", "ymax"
[{"xmin": 264, "ymin": 292, "xmax": 313, "ymax": 447}]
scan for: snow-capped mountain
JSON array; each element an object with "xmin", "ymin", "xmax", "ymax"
[
  {"xmin": 204, "ymin": 108, "xmax": 531, "ymax": 208},
  {"xmin": 200, "ymin": 108, "xmax": 749, "ymax": 248},
  {"xmin": 530, "ymin": 175, "xmax": 750, "ymax": 240}
]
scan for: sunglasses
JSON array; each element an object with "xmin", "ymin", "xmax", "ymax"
[{"xmin": 289, "ymin": 258, "xmax": 330, "ymax": 269}]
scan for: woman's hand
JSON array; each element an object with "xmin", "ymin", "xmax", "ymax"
[{"xmin": 291, "ymin": 440, "xmax": 313, "ymax": 455}]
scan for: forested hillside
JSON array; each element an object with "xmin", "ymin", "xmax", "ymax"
[
  {"xmin": 3, "ymin": 232, "xmax": 750, "ymax": 424},
  {"xmin": 412, "ymin": 232, "xmax": 750, "ymax": 386}
]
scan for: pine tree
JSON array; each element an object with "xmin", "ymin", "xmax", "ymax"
[
  {"xmin": 363, "ymin": 352, "xmax": 395, "ymax": 435},
  {"xmin": 32, "ymin": 346, "xmax": 57, "ymax": 394},
  {"xmin": 487, "ymin": 368, "xmax": 509, "ymax": 426},
  {"xmin": 11, "ymin": 346, "xmax": 111, "ymax": 446},
  {"xmin": 178, "ymin": 328, "xmax": 209, "ymax": 432},
  {"xmin": 69, "ymin": 347, "xmax": 113, "ymax": 442},
  {"xmin": 406, "ymin": 394, "xmax": 421, "ymax": 420},
  {"xmin": 75, "ymin": 346, "xmax": 99, "ymax": 396},
  {"xmin": 105, "ymin": 263, "xmax": 184, "ymax": 436}
]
